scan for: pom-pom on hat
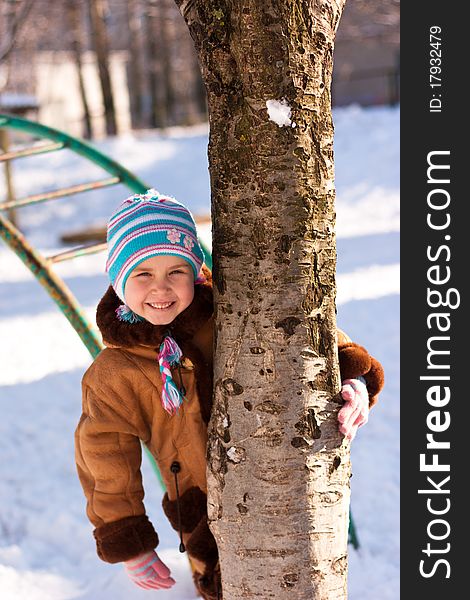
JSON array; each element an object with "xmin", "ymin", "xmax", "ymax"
[{"xmin": 106, "ymin": 189, "xmax": 205, "ymax": 302}]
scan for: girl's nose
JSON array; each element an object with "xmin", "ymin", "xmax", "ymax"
[{"xmin": 150, "ymin": 276, "xmax": 171, "ymax": 291}]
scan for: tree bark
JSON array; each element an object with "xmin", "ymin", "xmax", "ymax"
[
  {"xmin": 176, "ymin": 1, "xmax": 348, "ymax": 599},
  {"xmin": 87, "ymin": 0, "xmax": 118, "ymax": 136}
]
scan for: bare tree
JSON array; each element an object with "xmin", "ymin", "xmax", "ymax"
[
  {"xmin": 87, "ymin": 0, "xmax": 118, "ymax": 135},
  {"xmin": 337, "ymin": 0, "xmax": 400, "ymax": 43},
  {"xmin": 125, "ymin": 0, "xmax": 146, "ymax": 129},
  {"xmin": 191, "ymin": 48, "xmax": 207, "ymax": 121},
  {"xmin": 176, "ymin": 1, "xmax": 349, "ymax": 598},
  {"xmin": 142, "ymin": 0, "xmax": 163, "ymax": 127},
  {"xmin": 142, "ymin": 0, "xmax": 176, "ymax": 128},
  {"xmin": 170, "ymin": 3, "xmax": 206, "ymax": 125},
  {"xmin": 158, "ymin": 0, "xmax": 176, "ymax": 125},
  {"xmin": 65, "ymin": 0, "xmax": 93, "ymax": 139},
  {"xmin": 0, "ymin": 0, "xmax": 34, "ymax": 64}
]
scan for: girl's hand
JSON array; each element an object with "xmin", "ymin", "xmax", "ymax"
[
  {"xmin": 124, "ymin": 550, "xmax": 176, "ymax": 590},
  {"xmin": 338, "ymin": 378, "xmax": 369, "ymax": 441}
]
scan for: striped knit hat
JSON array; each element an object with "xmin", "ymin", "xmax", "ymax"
[{"xmin": 106, "ymin": 189, "xmax": 205, "ymax": 302}]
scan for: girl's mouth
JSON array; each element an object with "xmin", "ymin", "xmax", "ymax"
[{"xmin": 147, "ymin": 301, "xmax": 175, "ymax": 310}]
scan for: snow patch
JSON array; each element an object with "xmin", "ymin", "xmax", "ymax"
[
  {"xmin": 0, "ymin": 564, "xmax": 82, "ymax": 600},
  {"xmin": 226, "ymin": 446, "xmax": 245, "ymax": 463},
  {"xmin": 266, "ymin": 99, "xmax": 296, "ymax": 128},
  {"xmin": 337, "ymin": 264, "xmax": 400, "ymax": 305},
  {"xmin": 0, "ymin": 105, "xmax": 399, "ymax": 600},
  {"xmin": 0, "ymin": 311, "xmax": 93, "ymax": 385}
]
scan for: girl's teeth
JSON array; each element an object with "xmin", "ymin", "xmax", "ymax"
[{"xmin": 149, "ymin": 302, "xmax": 173, "ymax": 309}]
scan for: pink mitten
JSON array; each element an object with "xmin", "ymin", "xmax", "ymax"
[
  {"xmin": 124, "ymin": 550, "xmax": 176, "ymax": 590},
  {"xmin": 338, "ymin": 377, "xmax": 369, "ymax": 441}
]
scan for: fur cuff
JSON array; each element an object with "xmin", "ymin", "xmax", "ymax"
[
  {"xmin": 162, "ymin": 487, "xmax": 207, "ymax": 533},
  {"xmin": 93, "ymin": 514, "xmax": 158, "ymax": 563},
  {"xmin": 363, "ymin": 356, "xmax": 384, "ymax": 407},
  {"xmin": 193, "ymin": 561, "xmax": 221, "ymax": 600},
  {"xmin": 338, "ymin": 342, "xmax": 384, "ymax": 408},
  {"xmin": 186, "ymin": 516, "xmax": 219, "ymax": 566}
]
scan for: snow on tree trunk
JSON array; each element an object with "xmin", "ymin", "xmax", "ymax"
[{"xmin": 176, "ymin": 1, "xmax": 348, "ymax": 598}]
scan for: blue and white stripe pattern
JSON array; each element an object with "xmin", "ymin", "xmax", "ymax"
[{"xmin": 105, "ymin": 189, "xmax": 205, "ymax": 301}]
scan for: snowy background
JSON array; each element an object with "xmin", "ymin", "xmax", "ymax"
[{"xmin": 0, "ymin": 104, "xmax": 399, "ymax": 599}]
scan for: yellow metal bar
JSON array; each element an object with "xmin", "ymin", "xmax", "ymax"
[
  {"xmin": 0, "ymin": 141, "xmax": 65, "ymax": 162},
  {"xmin": 0, "ymin": 177, "xmax": 120, "ymax": 210},
  {"xmin": 48, "ymin": 242, "xmax": 107, "ymax": 263},
  {"xmin": 0, "ymin": 129, "xmax": 17, "ymax": 225}
]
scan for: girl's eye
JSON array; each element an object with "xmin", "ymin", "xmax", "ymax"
[
  {"xmin": 137, "ymin": 272, "xmax": 150, "ymax": 277},
  {"xmin": 170, "ymin": 270, "xmax": 183, "ymax": 275}
]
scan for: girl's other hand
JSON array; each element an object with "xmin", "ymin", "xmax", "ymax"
[
  {"xmin": 124, "ymin": 550, "xmax": 176, "ymax": 590},
  {"xmin": 338, "ymin": 378, "xmax": 369, "ymax": 441}
]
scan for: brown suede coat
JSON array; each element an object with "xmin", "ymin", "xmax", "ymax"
[
  {"xmin": 75, "ymin": 265, "xmax": 384, "ymax": 598},
  {"xmin": 76, "ymin": 266, "xmax": 215, "ymax": 572}
]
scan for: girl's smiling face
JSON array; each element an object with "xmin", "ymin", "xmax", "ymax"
[{"xmin": 124, "ymin": 255, "xmax": 195, "ymax": 325}]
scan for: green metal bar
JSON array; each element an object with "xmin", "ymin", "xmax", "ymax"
[
  {"xmin": 202, "ymin": 240, "xmax": 212, "ymax": 271},
  {"xmin": 0, "ymin": 114, "xmax": 352, "ymax": 545},
  {"xmin": 348, "ymin": 509, "xmax": 360, "ymax": 549},
  {"xmin": 0, "ymin": 141, "xmax": 65, "ymax": 162},
  {"xmin": 0, "ymin": 112, "xmax": 212, "ymax": 268},
  {"xmin": 0, "ymin": 177, "xmax": 120, "ymax": 210},
  {"xmin": 0, "ymin": 211, "xmax": 103, "ymax": 358},
  {"xmin": 0, "ymin": 113, "xmax": 149, "ymax": 194},
  {"xmin": 0, "ymin": 115, "xmax": 172, "ymax": 489},
  {"xmin": 0, "ymin": 211, "xmax": 166, "ymax": 488}
]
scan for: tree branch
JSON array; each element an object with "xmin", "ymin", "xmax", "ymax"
[{"xmin": 0, "ymin": 0, "xmax": 35, "ymax": 64}]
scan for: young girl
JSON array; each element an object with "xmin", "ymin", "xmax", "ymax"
[{"xmin": 75, "ymin": 190, "xmax": 384, "ymax": 599}]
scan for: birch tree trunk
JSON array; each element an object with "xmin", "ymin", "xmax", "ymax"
[{"xmin": 176, "ymin": 1, "xmax": 349, "ymax": 598}]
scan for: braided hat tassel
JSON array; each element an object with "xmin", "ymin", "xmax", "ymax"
[{"xmin": 158, "ymin": 335, "xmax": 185, "ymax": 414}]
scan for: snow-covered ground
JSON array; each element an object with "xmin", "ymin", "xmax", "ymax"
[{"xmin": 0, "ymin": 104, "xmax": 399, "ymax": 599}]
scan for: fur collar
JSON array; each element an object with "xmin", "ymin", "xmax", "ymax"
[{"xmin": 96, "ymin": 265, "xmax": 213, "ymax": 349}]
